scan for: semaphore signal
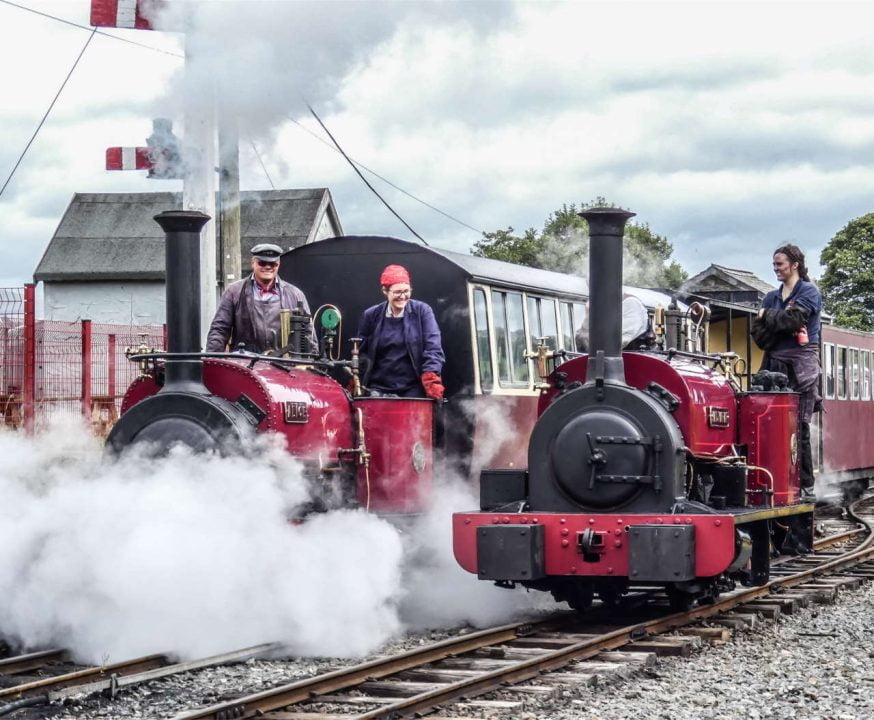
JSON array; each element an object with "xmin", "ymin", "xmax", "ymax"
[{"xmin": 90, "ymin": 0, "xmax": 162, "ymax": 30}]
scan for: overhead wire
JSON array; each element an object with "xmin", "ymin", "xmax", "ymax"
[
  {"xmin": 2, "ymin": 0, "xmax": 482, "ymax": 240},
  {"xmin": 306, "ymin": 103, "xmax": 428, "ymax": 245},
  {"xmin": 249, "ymin": 140, "xmax": 276, "ymax": 190},
  {"xmin": 0, "ymin": 26, "xmax": 97, "ymax": 201},
  {"xmin": 287, "ymin": 114, "xmax": 483, "ymax": 236}
]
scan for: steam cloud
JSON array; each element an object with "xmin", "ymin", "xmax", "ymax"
[{"xmin": 0, "ymin": 418, "xmax": 541, "ymax": 664}]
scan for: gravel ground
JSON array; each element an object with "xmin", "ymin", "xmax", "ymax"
[{"xmin": 35, "ymin": 581, "xmax": 874, "ymax": 720}]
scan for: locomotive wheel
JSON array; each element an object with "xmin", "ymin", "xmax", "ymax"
[
  {"xmin": 549, "ymin": 579, "xmax": 593, "ymax": 612},
  {"xmin": 597, "ymin": 585, "xmax": 624, "ymax": 608},
  {"xmin": 666, "ymin": 586, "xmax": 695, "ymax": 611}
]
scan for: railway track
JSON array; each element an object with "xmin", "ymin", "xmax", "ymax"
[
  {"xmin": 164, "ymin": 496, "xmax": 874, "ymax": 720},
  {"xmin": 1, "ymin": 497, "xmax": 871, "ymax": 719}
]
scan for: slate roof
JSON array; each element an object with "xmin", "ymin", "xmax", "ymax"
[
  {"xmin": 681, "ymin": 263, "xmax": 774, "ymax": 297},
  {"xmin": 34, "ymin": 189, "xmax": 342, "ymax": 282}
]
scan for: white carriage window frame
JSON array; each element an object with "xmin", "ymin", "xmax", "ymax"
[
  {"xmin": 491, "ymin": 289, "xmax": 530, "ymax": 389},
  {"xmin": 836, "ymin": 345, "xmax": 848, "ymax": 400},
  {"xmin": 471, "ymin": 287, "xmax": 494, "ymax": 393},
  {"xmin": 861, "ymin": 349, "xmax": 871, "ymax": 401},
  {"xmin": 850, "ymin": 348, "xmax": 861, "ymax": 400},
  {"xmin": 822, "ymin": 343, "xmax": 836, "ymax": 399},
  {"xmin": 527, "ymin": 296, "xmax": 560, "ymax": 350}
]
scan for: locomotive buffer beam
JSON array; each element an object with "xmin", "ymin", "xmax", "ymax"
[{"xmin": 587, "ymin": 434, "xmax": 663, "ymax": 492}]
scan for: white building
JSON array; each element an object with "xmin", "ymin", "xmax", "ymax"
[{"xmin": 33, "ymin": 189, "xmax": 343, "ymax": 324}]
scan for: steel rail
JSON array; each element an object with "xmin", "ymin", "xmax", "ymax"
[
  {"xmin": 813, "ymin": 526, "xmax": 865, "ymax": 550},
  {"xmin": 169, "ymin": 616, "xmax": 573, "ymax": 720},
  {"xmin": 0, "ymin": 649, "xmax": 67, "ymax": 675},
  {"xmin": 0, "ymin": 654, "xmax": 168, "ymax": 700}
]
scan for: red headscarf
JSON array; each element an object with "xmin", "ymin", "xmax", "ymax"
[{"xmin": 380, "ymin": 264, "xmax": 411, "ymax": 287}]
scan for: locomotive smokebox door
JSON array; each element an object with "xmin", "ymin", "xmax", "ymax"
[
  {"xmin": 477, "ymin": 525, "xmax": 545, "ymax": 581},
  {"xmin": 628, "ymin": 525, "xmax": 695, "ymax": 581}
]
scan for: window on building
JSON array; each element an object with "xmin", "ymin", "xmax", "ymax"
[{"xmin": 473, "ymin": 288, "xmax": 493, "ymax": 391}]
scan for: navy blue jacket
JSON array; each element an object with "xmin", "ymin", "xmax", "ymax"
[
  {"xmin": 760, "ymin": 279, "xmax": 822, "ymax": 351},
  {"xmin": 358, "ymin": 299, "xmax": 445, "ymax": 390}
]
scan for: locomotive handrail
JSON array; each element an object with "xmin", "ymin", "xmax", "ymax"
[{"xmin": 122, "ymin": 350, "xmax": 353, "ymax": 372}]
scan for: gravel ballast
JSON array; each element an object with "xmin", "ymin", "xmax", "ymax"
[{"xmin": 43, "ymin": 581, "xmax": 874, "ymax": 720}]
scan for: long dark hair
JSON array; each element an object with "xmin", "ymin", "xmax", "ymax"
[{"xmin": 773, "ymin": 244, "xmax": 810, "ymax": 282}]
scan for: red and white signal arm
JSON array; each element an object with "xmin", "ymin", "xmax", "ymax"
[
  {"xmin": 90, "ymin": 0, "xmax": 163, "ymax": 30},
  {"xmin": 106, "ymin": 147, "xmax": 152, "ymax": 171}
]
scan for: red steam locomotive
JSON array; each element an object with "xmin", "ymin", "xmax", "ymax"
[
  {"xmin": 107, "ymin": 211, "xmax": 435, "ymax": 515},
  {"xmin": 451, "ymin": 208, "xmax": 815, "ymax": 610}
]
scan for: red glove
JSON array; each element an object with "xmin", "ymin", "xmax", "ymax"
[{"xmin": 421, "ymin": 371, "xmax": 445, "ymax": 401}]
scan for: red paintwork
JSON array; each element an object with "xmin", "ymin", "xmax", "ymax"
[
  {"xmin": 353, "ymin": 397, "xmax": 433, "ymax": 513},
  {"xmin": 120, "ymin": 374, "xmax": 160, "ymax": 413},
  {"xmin": 118, "ymin": 359, "xmax": 354, "ymax": 461},
  {"xmin": 539, "ymin": 353, "xmax": 737, "ymax": 456},
  {"xmin": 90, "ymin": 0, "xmax": 157, "ymax": 30},
  {"xmin": 738, "ymin": 392, "xmax": 799, "ymax": 506},
  {"xmin": 820, "ymin": 325, "xmax": 874, "ymax": 475},
  {"xmin": 106, "ymin": 147, "xmax": 151, "ymax": 171},
  {"xmin": 452, "ymin": 511, "xmax": 736, "ymax": 578}
]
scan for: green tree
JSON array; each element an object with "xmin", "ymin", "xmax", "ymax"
[
  {"xmin": 472, "ymin": 199, "xmax": 688, "ymax": 289},
  {"xmin": 819, "ymin": 212, "xmax": 874, "ymax": 331}
]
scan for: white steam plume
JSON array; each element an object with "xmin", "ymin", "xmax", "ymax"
[
  {"xmin": 0, "ymin": 419, "xmax": 403, "ymax": 662},
  {"xmin": 0, "ymin": 417, "xmax": 546, "ymax": 664}
]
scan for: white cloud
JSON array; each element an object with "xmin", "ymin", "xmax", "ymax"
[{"xmin": 2, "ymin": 0, "xmax": 873, "ymax": 290}]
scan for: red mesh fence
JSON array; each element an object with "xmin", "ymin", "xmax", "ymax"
[
  {"xmin": 1, "ymin": 286, "xmax": 165, "ymax": 434},
  {"xmin": 0, "ymin": 288, "xmax": 24, "ymax": 428},
  {"xmin": 34, "ymin": 321, "xmax": 165, "ymax": 432}
]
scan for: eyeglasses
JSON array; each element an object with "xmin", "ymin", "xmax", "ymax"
[
  {"xmin": 390, "ymin": 288, "xmax": 411, "ymax": 297},
  {"xmin": 256, "ymin": 260, "xmax": 278, "ymax": 268}
]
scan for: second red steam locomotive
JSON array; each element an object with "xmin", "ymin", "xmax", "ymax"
[{"xmin": 452, "ymin": 208, "xmax": 814, "ymax": 610}]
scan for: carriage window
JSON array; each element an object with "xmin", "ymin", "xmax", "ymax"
[
  {"xmin": 573, "ymin": 302, "xmax": 587, "ymax": 351},
  {"xmin": 527, "ymin": 296, "xmax": 559, "ymax": 353},
  {"xmin": 861, "ymin": 350, "xmax": 871, "ymax": 401},
  {"xmin": 473, "ymin": 288, "xmax": 493, "ymax": 391},
  {"xmin": 559, "ymin": 302, "xmax": 574, "ymax": 350},
  {"xmin": 823, "ymin": 343, "xmax": 835, "ymax": 399},
  {"xmin": 850, "ymin": 348, "xmax": 861, "ymax": 400},
  {"xmin": 836, "ymin": 346, "xmax": 847, "ymax": 399},
  {"xmin": 492, "ymin": 290, "xmax": 529, "ymax": 387}
]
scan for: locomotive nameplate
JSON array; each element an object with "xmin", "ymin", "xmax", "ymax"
[
  {"xmin": 283, "ymin": 401, "xmax": 309, "ymax": 424},
  {"xmin": 707, "ymin": 406, "xmax": 730, "ymax": 428}
]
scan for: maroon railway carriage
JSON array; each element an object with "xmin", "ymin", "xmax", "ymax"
[
  {"xmin": 452, "ymin": 208, "xmax": 814, "ymax": 610},
  {"xmin": 817, "ymin": 324, "xmax": 874, "ymax": 493}
]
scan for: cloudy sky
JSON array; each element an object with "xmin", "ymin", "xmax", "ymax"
[{"xmin": 1, "ymin": 0, "xmax": 873, "ymax": 291}]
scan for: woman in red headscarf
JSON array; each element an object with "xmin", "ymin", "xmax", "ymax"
[{"xmin": 356, "ymin": 264, "xmax": 445, "ymax": 399}]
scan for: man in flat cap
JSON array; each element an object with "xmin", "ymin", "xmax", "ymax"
[{"xmin": 206, "ymin": 243, "xmax": 315, "ymax": 354}]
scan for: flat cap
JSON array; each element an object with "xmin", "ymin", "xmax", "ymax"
[{"xmin": 251, "ymin": 243, "xmax": 283, "ymax": 262}]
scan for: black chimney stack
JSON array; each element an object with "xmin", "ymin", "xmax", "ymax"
[
  {"xmin": 578, "ymin": 207, "xmax": 636, "ymax": 385},
  {"xmin": 153, "ymin": 210, "xmax": 211, "ymax": 392}
]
